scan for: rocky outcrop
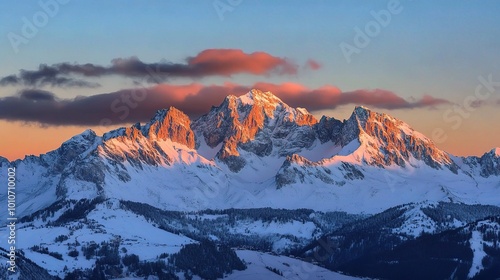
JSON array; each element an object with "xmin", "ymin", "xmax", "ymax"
[
  {"xmin": 342, "ymin": 106, "xmax": 458, "ymax": 172},
  {"xmin": 275, "ymin": 154, "xmax": 337, "ymax": 189},
  {"xmin": 46, "ymin": 129, "xmax": 99, "ymax": 173},
  {"xmin": 314, "ymin": 116, "xmax": 343, "ymax": 144},
  {"xmin": 193, "ymin": 89, "xmax": 318, "ymax": 171},
  {"xmin": 142, "ymin": 107, "xmax": 195, "ymax": 149},
  {"xmin": 463, "ymin": 148, "xmax": 500, "ymax": 177}
]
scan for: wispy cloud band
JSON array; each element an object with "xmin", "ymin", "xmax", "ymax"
[{"xmin": 0, "ymin": 49, "xmax": 302, "ymax": 88}]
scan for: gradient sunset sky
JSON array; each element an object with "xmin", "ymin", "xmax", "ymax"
[{"xmin": 1, "ymin": 0, "xmax": 499, "ymax": 161}]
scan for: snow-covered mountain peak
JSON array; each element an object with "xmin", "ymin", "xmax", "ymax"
[
  {"xmin": 234, "ymin": 89, "xmax": 288, "ymax": 121},
  {"xmin": 0, "ymin": 155, "xmax": 9, "ymax": 165},
  {"xmin": 339, "ymin": 106, "xmax": 456, "ymax": 170},
  {"xmin": 350, "ymin": 106, "xmax": 398, "ymax": 128},
  {"xmin": 239, "ymin": 88, "xmax": 284, "ymax": 106},
  {"xmin": 352, "ymin": 105, "xmax": 371, "ymax": 119},
  {"xmin": 459, "ymin": 147, "xmax": 500, "ymax": 178},
  {"xmin": 491, "ymin": 147, "xmax": 500, "ymax": 157},
  {"xmin": 191, "ymin": 90, "xmax": 319, "ymax": 171},
  {"xmin": 57, "ymin": 129, "xmax": 100, "ymax": 156},
  {"xmin": 99, "ymin": 106, "xmax": 195, "ymax": 149},
  {"xmin": 141, "ymin": 106, "xmax": 195, "ymax": 148},
  {"xmin": 296, "ymin": 107, "xmax": 310, "ymax": 115},
  {"xmin": 193, "ymin": 90, "xmax": 317, "ymax": 146},
  {"xmin": 231, "ymin": 89, "xmax": 317, "ymax": 125},
  {"xmin": 149, "ymin": 106, "xmax": 185, "ymax": 123},
  {"xmin": 64, "ymin": 129, "xmax": 98, "ymax": 145}
]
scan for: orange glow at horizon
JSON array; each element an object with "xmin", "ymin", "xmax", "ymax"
[{"xmin": 0, "ymin": 121, "xmax": 121, "ymax": 161}]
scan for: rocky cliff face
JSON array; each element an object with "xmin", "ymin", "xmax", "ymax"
[
  {"xmin": 462, "ymin": 148, "xmax": 500, "ymax": 177},
  {"xmin": 341, "ymin": 106, "xmax": 458, "ymax": 172},
  {"xmin": 275, "ymin": 154, "xmax": 338, "ymax": 189},
  {"xmin": 10, "ymin": 107, "xmax": 201, "ymax": 204},
  {"xmin": 142, "ymin": 107, "xmax": 195, "ymax": 149},
  {"xmin": 193, "ymin": 89, "xmax": 318, "ymax": 171},
  {"xmin": 192, "ymin": 92, "xmax": 460, "ymax": 174},
  {"xmin": 97, "ymin": 107, "xmax": 196, "ymax": 168},
  {"xmin": 2, "ymin": 89, "xmax": 498, "ymax": 217}
]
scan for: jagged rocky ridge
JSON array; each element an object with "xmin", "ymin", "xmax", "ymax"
[
  {"xmin": 1, "ymin": 89, "xmax": 499, "ymax": 217},
  {"xmin": 1, "ymin": 89, "xmax": 499, "ymax": 279}
]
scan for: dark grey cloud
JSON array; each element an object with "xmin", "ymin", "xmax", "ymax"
[
  {"xmin": 0, "ymin": 75, "xmax": 19, "ymax": 85},
  {"xmin": 0, "ymin": 49, "xmax": 299, "ymax": 88},
  {"xmin": 0, "ymin": 83, "xmax": 451, "ymax": 127},
  {"xmin": 0, "ymin": 89, "xmax": 149, "ymax": 126},
  {"xmin": 0, "ymin": 64, "xmax": 100, "ymax": 88},
  {"xmin": 19, "ymin": 89, "xmax": 56, "ymax": 101}
]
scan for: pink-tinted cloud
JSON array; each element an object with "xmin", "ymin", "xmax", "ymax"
[
  {"xmin": 342, "ymin": 90, "xmax": 449, "ymax": 109},
  {"xmin": 305, "ymin": 59, "xmax": 322, "ymax": 70},
  {"xmin": 0, "ymin": 49, "xmax": 298, "ymax": 87},
  {"xmin": 187, "ymin": 49, "xmax": 297, "ymax": 75},
  {"xmin": 0, "ymin": 83, "xmax": 450, "ymax": 126},
  {"xmin": 414, "ymin": 94, "xmax": 451, "ymax": 108}
]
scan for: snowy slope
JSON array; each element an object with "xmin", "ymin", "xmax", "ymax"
[
  {"xmin": 0, "ymin": 199, "xmax": 193, "ymax": 278},
  {"xmin": 226, "ymin": 250, "xmax": 363, "ymax": 280},
  {"xmin": 466, "ymin": 218, "xmax": 500, "ymax": 278}
]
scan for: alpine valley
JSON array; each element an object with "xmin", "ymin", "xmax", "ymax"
[{"xmin": 1, "ymin": 89, "xmax": 499, "ymax": 280}]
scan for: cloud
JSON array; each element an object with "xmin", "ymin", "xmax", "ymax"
[
  {"xmin": 0, "ymin": 49, "xmax": 299, "ymax": 87},
  {"xmin": 341, "ymin": 90, "xmax": 449, "ymax": 109},
  {"xmin": 0, "ymin": 83, "xmax": 450, "ymax": 126},
  {"xmin": 412, "ymin": 94, "xmax": 450, "ymax": 108},
  {"xmin": 0, "ymin": 65, "xmax": 101, "ymax": 88},
  {"xmin": 305, "ymin": 59, "xmax": 321, "ymax": 70},
  {"xmin": 0, "ymin": 75, "xmax": 19, "ymax": 85},
  {"xmin": 18, "ymin": 89, "xmax": 56, "ymax": 101},
  {"xmin": 235, "ymin": 84, "xmax": 448, "ymax": 110},
  {"xmin": 187, "ymin": 49, "xmax": 297, "ymax": 76}
]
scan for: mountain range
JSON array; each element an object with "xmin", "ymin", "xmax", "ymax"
[
  {"xmin": 1, "ymin": 89, "xmax": 498, "ymax": 217},
  {"xmin": 1, "ymin": 89, "xmax": 499, "ymax": 279}
]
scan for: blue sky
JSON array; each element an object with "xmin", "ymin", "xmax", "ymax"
[
  {"xmin": 0, "ymin": 0, "xmax": 500, "ymax": 89},
  {"xmin": 0, "ymin": 0, "xmax": 499, "ymax": 159},
  {"xmin": 2, "ymin": 1, "xmax": 499, "ymax": 93}
]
